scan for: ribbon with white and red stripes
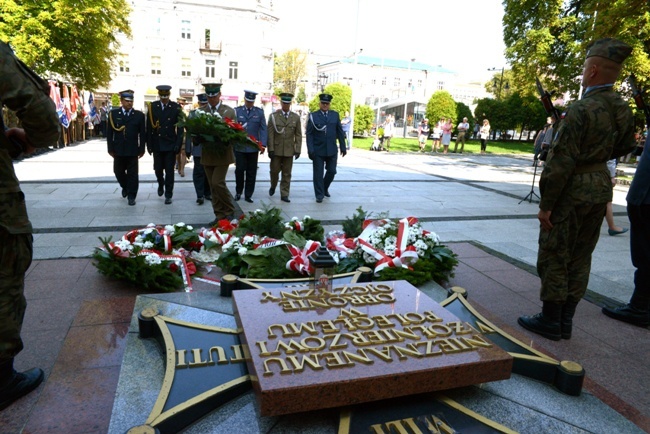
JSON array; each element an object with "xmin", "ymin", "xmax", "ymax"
[
  {"xmin": 357, "ymin": 217, "xmax": 420, "ymax": 274},
  {"xmin": 286, "ymin": 240, "xmax": 321, "ymax": 275},
  {"xmin": 124, "ymin": 226, "xmax": 172, "ymax": 252},
  {"xmin": 139, "ymin": 250, "xmax": 193, "ymax": 292},
  {"xmin": 395, "ymin": 217, "xmax": 419, "ymax": 264}
]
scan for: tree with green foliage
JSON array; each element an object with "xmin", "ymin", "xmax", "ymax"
[
  {"xmin": 308, "ymin": 83, "xmax": 351, "ymax": 114},
  {"xmin": 454, "ymin": 102, "xmax": 473, "ymax": 128},
  {"xmin": 353, "ymin": 104, "xmax": 374, "ymax": 135},
  {"xmin": 0, "ymin": 0, "xmax": 131, "ymax": 89},
  {"xmin": 273, "ymin": 49, "xmax": 308, "ymax": 96},
  {"xmin": 426, "ymin": 91, "xmax": 456, "ymax": 124},
  {"xmin": 503, "ymin": 0, "xmax": 650, "ymax": 98},
  {"xmin": 296, "ymin": 85, "xmax": 306, "ymax": 104}
]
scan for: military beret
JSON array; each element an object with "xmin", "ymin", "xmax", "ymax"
[
  {"xmin": 119, "ymin": 90, "xmax": 134, "ymax": 101},
  {"xmin": 279, "ymin": 92, "xmax": 293, "ymax": 103},
  {"xmin": 243, "ymin": 90, "xmax": 258, "ymax": 102},
  {"xmin": 196, "ymin": 93, "xmax": 208, "ymax": 104},
  {"xmin": 319, "ymin": 93, "xmax": 333, "ymax": 103},
  {"xmin": 156, "ymin": 85, "xmax": 172, "ymax": 95},
  {"xmin": 586, "ymin": 38, "xmax": 632, "ymax": 64},
  {"xmin": 203, "ymin": 83, "xmax": 222, "ymax": 97}
]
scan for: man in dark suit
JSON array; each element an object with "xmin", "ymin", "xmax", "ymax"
[
  {"xmin": 306, "ymin": 93, "xmax": 347, "ymax": 203},
  {"xmin": 107, "ymin": 90, "xmax": 146, "ymax": 206},
  {"xmin": 146, "ymin": 85, "xmax": 183, "ymax": 204},
  {"xmin": 234, "ymin": 90, "xmax": 267, "ymax": 203}
]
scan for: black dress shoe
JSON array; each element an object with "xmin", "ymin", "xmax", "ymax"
[
  {"xmin": 269, "ymin": 187, "xmax": 275, "ymax": 196},
  {"xmin": 197, "ymin": 197, "xmax": 204, "ymax": 205},
  {"xmin": 324, "ymin": 190, "xmax": 330, "ymax": 198},
  {"xmin": 281, "ymin": 196, "xmax": 290, "ymax": 203},
  {"xmin": 165, "ymin": 197, "xmax": 172, "ymax": 205},
  {"xmin": 602, "ymin": 304, "xmax": 650, "ymax": 327},
  {"xmin": 157, "ymin": 186, "xmax": 164, "ymax": 197},
  {"xmin": 234, "ymin": 193, "xmax": 241, "ymax": 201},
  {"xmin": 205, "ymin": 195, "xmax": 212, "ymax": 201},
  {"xmin": 128, "ymin": 198, "xmax": 136, "ymax": 206},
  {"xmin": 245, "ymin": 197, "xmax": 253, "ymax": 203},
  {"xmin": 316, "ymin": 198, "xmax": 323, "ymax": 203},
  {"xmin": 0, "ymin": 367, "xmax": 44, "ymax": 411},
  {"xmin": 121, "ymin": 188, "xmax": 127, "ymax": 198}
]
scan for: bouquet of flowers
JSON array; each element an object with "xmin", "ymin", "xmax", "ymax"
[{"xmin": 177, "ymin": 110, "xmax": 264, "ymax": 155}]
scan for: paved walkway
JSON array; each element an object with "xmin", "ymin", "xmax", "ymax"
[{"xmin": 1, "ymin": 138, "xmax": 647, "ymax": 433}]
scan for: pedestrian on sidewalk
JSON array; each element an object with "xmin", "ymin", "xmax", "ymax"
[
  {"xmin": 441, "ymin": 118, "xmax": 453, "ymax": 154},
  {"xmin": 518, "ymin": 38, "xmax": 636, "ymax": 341},
  {"xmin": 267, "ymin": 92, "xmax": 302, "ymax": 203},
  {"xmin": 453, "ymin": 117, "xmax": 469, "ymax": 153},
  {"xmin": 0, "ymin": 40, "xmax": 60, "ymax": 410},
  {"xmin": 431, "ymin": 121, "xmax": 442, "ymax": 153},
  {"xmin": 418, "ymin": 118, "xmax": 430, "ymax": 152},
  {"xmin": 107, "ymin": 90, "xmax": 146, "ymax": 206},
  {"xmin": 479, "ymin": 119, "xmax": 490, "ymax": 154}
]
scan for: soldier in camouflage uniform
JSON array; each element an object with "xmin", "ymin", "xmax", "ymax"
[
  {"xmin": 0, "ymin": 41, "xmax": 60, "ymax": 409},
  {"xmin": 518, "ymin": 38, "xmax": 637, "ymax": 341},
  {"xmin": 267, "ymin": 92, "xmax": 302, "ymax": 203}
]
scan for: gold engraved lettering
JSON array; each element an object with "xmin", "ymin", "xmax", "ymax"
[
  {"xmin": 328, "ymin": 297, "xmax": 348, "ymax": 307},
  {"xmin": 374, "ymin": 283, "xmax": 393, "ymax": 293},
  {"xmin": 343, "ymin": 332, "xmax": 372, "ymax": 346},
  {"xmin": 373, "ymin": 315, "xmax": 395, "ymax": 328},
  {"xmin": 275, "ymin": 339, "xmax": 308, "ymax": 355},
  {"xmin": 341, "ymin": 350, "xmax": 374, "ymax": 365},
  {"xmin": 424, "ymin": 311, "xmax": 444, "ymax": 323},
  {"xmin": 476, "ymin": 320, "xmax": 496, "ymax": 334},
  {"xmin": 365, "ymin": 330, "xmax": 389, "ymax": 345},
  {"xmin": 300, "ymin": 336, "xmax": 326, "ymax": 352},
  {"xmin": 230, "ymin": 344, "xmax": 246, "ymax": 363},
  {"xmin": 388, "ymin": 313, "xmax": 410, "ymax": 325},
  {"xmin": 369, "ymin": 424, "xmax": 388, "ymax": 434},
  {"xmin": 336, "ymin": 316, "xmax": 357, "ymax": 331},
  {"xmin": 321, "ymin": 351, "xmax": 354, "ymax": 369},
  {"xmin": 278, "ymin": 300, "xmax": 299, "ymax": 312},
  {"xmin": 262, "ymin": 357, "xmax": 292, "ymax": 376},
  {"xmin": 206, "ymin": 346, "xmax": 228, "ymax": 365},
  {"xmin": 307, "ymin": 298, "xmax": 329, "ymax": 309},
  {"xmin": 436, "ymin": 338, "xmax": 464, "ymax": 354},
  {"xmin": 317, "ymin": 319, "xmax": 340, "ymax": 333},
  {"xmin": 375, "ymin": 293, "xmax": 395, "ymax": 303},
  {"xmin": 276, "ymin": 322, "xmax": 319, "ymax": 338},
  {"xmin": 409, "ymin": 325, "xmax": 434, "ymax": 338},
  {"xmin": 460, "ymin": 334, "xmax": 493, "ymax": 348},
  {"xmin": 392, "ymin": 327, "xmax": 419, "ymax": 341},
  {"xmin": 403, "ymin": 312, "xmax": 426, "ymax": 324},
  {"xmin": 351, "ymin": 316, "xmax": 375, "ymax": 330},
  {"xmin": 349, "ymin": 294, "xmax": 379, "ymax": 306},
  {"xmin": 279, "ymin": 290, "xmax": 303, "ymax": 299},
  {"xmin": 363, "ymin": 347, "xmax": 393, "ymax": 362},
  {"xmin": 323, "ymin": 333, "xmax": 348, "ymax": 350},
  {"xmin": 447, "ymin": 321, "xmax": 473, "ymax": 335},
  {"xmin": 286, "ymin": 354, "xmax": 323, "ymax": 373},
  {"xmin": 189, "ymin": 348, "xmax": 208, "ymax": 367},
  {"xmin": 383, "ymin": 418, "xmax": 422, "ymax": 434},
  {"xmin": 176, "ymin": 349, "xmax": 187, "ymax": 368},
  {"xmin": 427, "ymin": 324, "xmax": 453, "ymax": 338},
  {"xmin": 267, "ymin": 324, "xmax": 285, "ymax": 338},
  {"xmin": 256, "ymin": 340, "xmax": 278, "ymax": 356},
  {"xmin": 260, "ymin": 291, "xmax": 281, "ymax": 302},
  {"xmin": 391, "ymin": 344, "xmax": 423, "ymax": 360},
  {"xmin": 339, "ymin": 307, "xmax": 367, "ymax": 318},
  {"xmin": 423, "ymin": 414, "xmax": 456, "ymax": 434}
]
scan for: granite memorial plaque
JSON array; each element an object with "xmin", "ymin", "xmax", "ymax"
[{"xmin": 233, "ymin": 280, "xmax": 513, "ymax": 416}]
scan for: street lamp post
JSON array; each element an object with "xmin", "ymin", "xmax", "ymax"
[{"xmin": 487, "ymin": 67, "xmax": 508, "ymax": 100}]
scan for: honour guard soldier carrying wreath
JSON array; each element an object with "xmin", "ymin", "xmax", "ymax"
[
  {"xmin": 146, "ymin": 85, "xmax": 184, "ymax": 204},
  {"xmin": 306, "ymin": 93, "xmax": 347, "ymax": 203},
  {"xmin": 234, "ymin": 90, "xmax": 267, "ymax": 203},
  {"xmin": 107, "ymin": 90, "xmax": 146, "ymax": 206},
  {"xmin": 267, "ymin": 92, "xmax": 302, "ymax": 203}
]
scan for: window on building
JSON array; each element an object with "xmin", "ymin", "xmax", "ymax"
[
  {"xmin": 118, "ymin": 54, "xmax": 130, "ymax": 73},
  {"xmin": 382, "ymin": 77, "xmax": 387, "ymax": 86},
  {"xmin": 394, "ymin": 77, "xmax": 400, "ymax": 87},
  {"xmin": 417, "ymin": 79, "xmax": 422, "ymax": 87},
  {"xmin": 205, "ymin": 59, "xmax": 215, "ymax": 78},
  {"xmin": 181, "ymin": 20, "xmax": 191, "ymax": 39},
  {"xmin": 151, "ymin": 56, "xmax": 161, "ymax": 75},
  {"xmin": 229, "ymin": 61, "xmax": 238, "ymax": 80},
  {"xmin": 181, "ymin": 58, "xmax": 191, "ymax": 76},
  {"xmin": 204, "ymin": 29, "xmax": 211, "ymax": 49},
  {"xmin": 371, "ymin": 78, "xmax": 376, "ymax": 85},
  {"xmin": 437, "ymin": 81, "xmax": 444, "ymax": 90}
]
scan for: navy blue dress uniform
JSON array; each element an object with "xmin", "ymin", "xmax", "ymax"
[
  {"xmin": 185, "ymin": 93, "xmax": 212, "ymax": 205},
  {"xmin": 199, "ymin": 83, "xmax": 237, "ymax": 223},
  {"xmin": 305, "ymin": 93, "xmax": 347, "ymax": 202},
  {"xmin": 234, "ymin": 90, "xmax": 267, "ymax": 203},
  {"xmin": 146, "ymin": 85, "xmax": 183, "ymax": 204},
  {"xmin": 107, "ymin": 90, "xmax": 146, "ymax": 206}
]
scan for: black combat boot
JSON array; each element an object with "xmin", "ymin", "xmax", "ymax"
[
  {"xmin": 561, "ymin": 301, "xmax": 579, "ymax": 339},
  {"xmin": 518, "ymin": 302, "xmax": 562, "ymax": 341},
  {"xmin": 0, "ymin": 358, "xmax": 45, "ymax": 410}
]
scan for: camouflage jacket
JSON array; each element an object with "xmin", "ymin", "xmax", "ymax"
[
  {"xmin": 0, "ymin": 41, "xmax": 60, "ymax": 233},
  {"xmin": 201, "ymin": 103, "xmax": 236, "ymax": 166},
  {"xmin": 539, "ymin": 87, "xmax": 635, "ymax": 211}
]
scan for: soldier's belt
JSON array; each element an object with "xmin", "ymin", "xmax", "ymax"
[{"xmin": 573, "ymin": 163, "xmax": 608, "ymax": 174}]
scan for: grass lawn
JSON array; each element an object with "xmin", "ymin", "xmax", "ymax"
[{"xmin": 351, "ymin": 136, "xmax": 535, "ymax": 156}]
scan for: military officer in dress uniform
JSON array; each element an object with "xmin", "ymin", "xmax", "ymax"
[
  {"xmin": 107, "ymin": 90, "xmax": 146, "ymax": 206},
  {"xmin": 267, "ymin": 92, "xmax": 302, "ymax": 203},
  {"xmin": 146, "ymin": 85, "xmax": 183, "ymax": 204},
  {"xmin": 305, "ymin": 93, "xmax": 347, "ymax": 203},
  {"xmin": 198, "ymin": 83, "xmax": 236, "ymax": 224},
  {"xmin": 185, "ymin": 93, "xmax": 212, "ymax": 205},
  {"xmin": 234, "ymin": 90, "xmax": 267, "ymax": 203}
]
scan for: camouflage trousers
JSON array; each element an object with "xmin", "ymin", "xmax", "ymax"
[
  {"xmin": 537, "ymin": 203, "xmax": 607, "ymax": 303},
  {"xmin": 0, "ymin": 228, "xmax": 33, "ymax": 360}
]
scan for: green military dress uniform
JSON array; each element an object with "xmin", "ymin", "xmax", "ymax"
[{"xmin": 267, "ymin": 93, "xmax": 302, "ymax": 202}]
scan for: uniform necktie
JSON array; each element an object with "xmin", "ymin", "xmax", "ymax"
[
  {"xmin": 324, "ymin": 111, "xmax": 328, "ymax": 119},
  {"xmin": 284, "ymin": 112, "xmax": 288, "ymax": 119}
]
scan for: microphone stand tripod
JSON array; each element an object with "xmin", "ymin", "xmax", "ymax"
[{"xmin": 519, "ymin": 158, "xmax": 541, "ymax": 204}]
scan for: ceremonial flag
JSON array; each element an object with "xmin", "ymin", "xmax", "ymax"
[
  {"xmin": 49, "ymin": 81, "xmax": 66, "ymax": 126},
  {"xmin": 61, "ymin": 84, "xmax": 71, "ymax": 128},
  {"xmin": 70, "ymin": 85, "xmax": 79, "ymax": 120}
]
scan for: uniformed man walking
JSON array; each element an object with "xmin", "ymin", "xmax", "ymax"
[
  {"xmin": 0, "ymin": 40, "xmax": 60, "ymax": 410},
  {"xmin": 107, "ymin": 90, "xmax": 146, "ymax": 206},
  {"xmin": 185, "ymin": 93, "xmax": 212, "ymax": 205},
  {"xmin": 234, "ymin": 90, "xmax": 267, "ymax": 203},
  {"xmin": 305, "ymin": 93, "xmax": 347, "ymax": 203},
  {"xmin": 267, "ymin": 92, "xmax": 302, "ymax": 203},
  {"xmin": 198, "ymin": 83, "xmax": 236, "ymax": 224},
  {"xmin": 146, "ymin": 85, "xmax": 183, "ymax": 204},
  {"xmin": 518, "ymin": 38, "xmax": 636, "ymax": 340}
]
